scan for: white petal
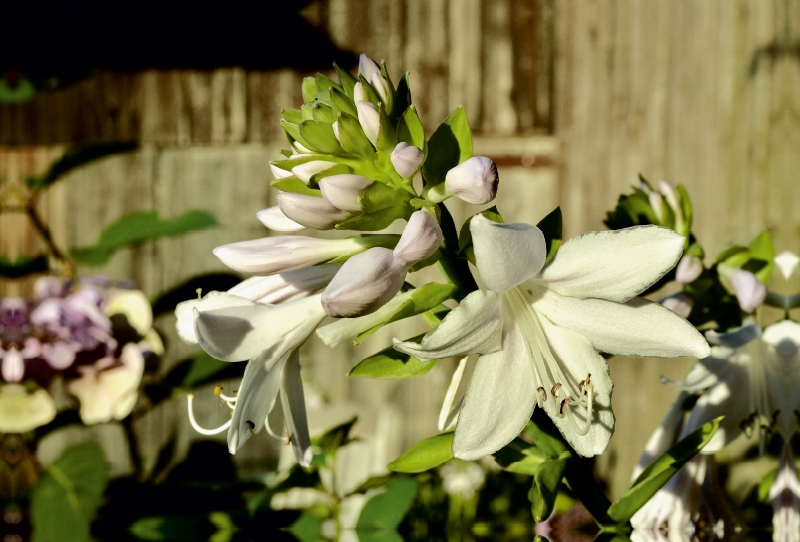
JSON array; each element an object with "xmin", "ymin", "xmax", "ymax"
[
  {"xmin": 104, "ymin": 344, "xmax": 145, "ymax": 420},
  {"xmin": 277, "ymin": 192, "xmax": 350, "ymax": 230},
  {"xmin": 534, "ymin": 292, "xmax": 710, "ymax": 359},
  {"xmin": 228, "ymin": 354, "xmax": 286, "ymax": 454},
  {"xmin": 281, "ymin": 351, "xmax": 313, "ymax": 467},
  {"xmin": 257, "ymin": 206, "xmax": 306, "ymax": 232},
  {"xmin": 453, "ymin": 328, "xmax": 537, "ymax": 460},
  {"xmin": 175, "ymin": 292, "xmax": 253, "ymax": 344},
  {"xmin": 291, "ymin": 160, "xmax": 339, "ymax": 184},
  {"xmin": 393, "ymin": 290, "xmax": 503, "ymax": 361},
  {"xmin": 540, "ymin": 226, "xmax": 685, "ymax": 302},
  {"xmin": 358, "ymin": 53, "xmax": 381, "ymax": 81},
  {"xmin": 444, "ymin": 156, "xmax": 499, "ymax": 205},
  {"xmin": 538, "ymin": 319, "xmax": 614, "ymax": 457},
  {"xmin": 318, "ymin": 174, "xmax": 372, "ymax": 212},
  {"xmin": 227, "ymin": 265, "xmax": 340, "ymax": 305},
  {"xmin": 390, "ymin": 142, "xmax": 424, "ymax": 179},
  {"xmin": 356, "ymin": 101, "xmax": 380, "ymax": 147},
  {"xmin": 659, "ymin": 292, "xmax": 693, "ymax": 319},
  {"xmin": 393, "ymin": 211, "xmax": 443, "ymax": 267},
  {"xmin": 195, "ymin": 294, "xmax": 326, "ymax": 364},
  {"xmin": 471, "ymin": 214, "xmax": 546, "ymax": 294},
  {"xmin": 270, "ymin": 162, "xmax": 294, "ymax": 180}
]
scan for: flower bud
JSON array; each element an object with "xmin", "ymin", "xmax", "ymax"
[
  {"xmin": 356, "ymin": 101, "xmax": 380, "ymax": 147},
  {"xmin": 675, "ymin": 255, "xmax": 702, "ymax": 284},
  {"xmin": 319, "ymin": 174, "xmax": 372, "ymax": 212},
  {"xmin": 775, "ymin": 250, "xmax": 800, "ymax": 280},
  {"xmin": 2, "ymin": 348, "xmax": 23, "ymax": 383},
  {"xmin": 660, "ymin": 293, "xmax": 693, "ymax": 319},
  {"xmin": 277, "ymin": 192, "xmax": 351, "ymax": 230},
  {"xmin": 393, "ymin": 211, "xmax": 443, "ymax": 267},
  {"xmin": 291, "ymin": 160, "xmax": 339, "ymax": 184},
  {"xmin": 257, "ymin": 206, "xmax": 306, "ymax": 232},
  {"xmin": 430, "ymin": 156, "xmax": 499, "ymax": 204},
  {"xmin": 731, "ymin": 269, "xmax": 766, "ymax": 313},
  {"xmin": 353, "ymin": 81, "xmax": 365, "ymax": 104},
  {"xmin": 270, "ymin": 162, "xmax": 294, "ymax": 180},
  {"xmin": 358, "ymin": 54, "xmax": 382, "ymax": 85},
  {"xmin": 321, "ymin": 248, "xmax": 406, "ymax": 318},
  {"xmin": 332, "ymin": 120, "xmax": 341, "ymax": 144},
  {"xmin": 658, "ymin": 179, "xmax": 681, "ymax": 213},
  {"xmin": 391, "ymin": 142, "xmax": 424, "ymax": 178},
  {"xmin": 648, "ymin": 192, "xmax": 665, "ymax": 223}
]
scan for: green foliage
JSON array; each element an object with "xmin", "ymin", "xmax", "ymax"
[
  {"xmin": 70, "ymin": 209, "xmax": 218, "ymax": 266},
  {"xmin": 312, "ymin": 417, "xmax": 359, "ymax": 468},
  {"xmin": 357, "ymin": 478, "xmax": 418, "ymax": 532},
  {"xmin": 388, "ymin": 433, "xmax": 455, "ymax": 473},
  {"xmin": 536, "ymin": 207, "xmax": 563, "ymax": 264},
  {"xmin": 338, "ymin": 111, "xmax": 376, "ymax": 156},
  {"xmin": 349, "ymin": 333, "xmax": 436, "ymax": 379},
  {"xmin": 272, "ymin": 177, "xmax": 324, "ymax": 197},
  {"xmin": 606, "ymin": 416, "xmax": 722, "ymax": 523},
  {"xmin": 299, "ymin": 120, "xmax": 343, "ymax": 154},
  {"xmin": 336, "ymin": 181, "xmax": 414, "ymax": 231},
  {"xmin": 288, "ymin": 512, "xmax": 322, "ymax": 542},
  {"xmin": 27, "ymin": 141, "xmax": 137, "ymax": 191},
  {"xmin": 529, "ymin": 456, "xmax": 569, "ymax": 523},
  {"xmin": 0, "ymin": 254, "xmax": 48, "ymax": 279},
  {"xmin": 30, "ymin": 442, "xmax": 108, "ymax": 542},
  {"xmin": 421, "ymin": 106, "xmax": 473, "ymax": 188},
  {"xmin": 396, "ymin": 106, "xmax": 426, "ymax": 157}
]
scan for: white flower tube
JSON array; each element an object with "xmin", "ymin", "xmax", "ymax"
[
  {"xmin": 319, "ymin": 174, "xmax": 372, "ymax": 212},
  {"xmin": 356, "ymin": 101, "xmax": 380, "ymax": 147},
  {"xmin": 675, "ymin": 255, "xmax": 702, "ymax": 284},
  {"xmin": 428, "ymin": 157, "xmax": 499, "ymax": 204},
  {"xmin": 291, "ymin": 160, "xmax": 339, "ymax": 184},
  {"xmin": 277, "ymin": 192, "xmax": 351, "ymax": 230},
  {"xmin": 257, "ymin": 206, "xmax": 306, "ymax": 232},
  {"xmin": 391, "ymin": 142, "xmax": 424, "ymax": 179},
  {"xmin": 731, "ymin": 269, "xmax": 766, "ymax": 313},
  {"xmin": 320, "ymin": 211, "xmax": 442, "ymax": 318},
  {"xmin": 213, "ymin": 235, "xmax": 393, "ymax": 275}
]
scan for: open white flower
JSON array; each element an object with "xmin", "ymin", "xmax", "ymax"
[{"xmin": 394, "ymin": 215, "xmax": 709, "ymax": 459}]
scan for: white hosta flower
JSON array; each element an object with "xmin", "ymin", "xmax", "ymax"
[
  {"xmin": 356, "ymin": 101, "xmax": 380, "ymax": 147},
  {"xmin": 319, "ymin": 174, "xmax": 372, "ymax": 212},
  {"xmin": 731, "ymin": 269, "xmax": 766, "ymax": 313},
  {"xmin": 428, "ymin": 157, "xmax": 499, "ymax": 205},
  {"xmin": 213, "ymin": 235, "xmax": 393, "ymax": 275},
  {"xmin": 358, "ymin": 53, "xmax": 390, "ymax": 104},
  {"xmin": 394, "ymin": 215, "xmax": 709, "ymax": 459},
  {"xmin": 1, "ymin": 348, "xmax": 23, "ymax": 383},
  {"xmin": 390, "ymin": 142, "xmax": 424, "ymax": 179},
  {"xmin": 775, "ymin": 250, "xmax": 800, "ymax": 281},
  {"xmin": 660, "ymin": 293, "xmax": 693, "ymax": 319},
  {"xmin": 257, "ymin": 206, "xmax": 306, "ymax": 232},
  {"xmin": 291, "ymin": 160, "xmax": 339, "ymax": 184},
  {"xmin": 0, "ymin": 384, "xmax": 56, "ymax": 433},
  {"xmin": 276, "ymin": 192, "xmax": 351, "ymax": 230},
  {"xmin": 675, "ymin": 255, "xmax": 702, "ymax": 284},
  {"xmin": 771, "ymin": 444, "xmax": 800, "ymax": 542},
  {"xmin": 321, "ymin": 211, "xmax": 442, "ymax": 317}
]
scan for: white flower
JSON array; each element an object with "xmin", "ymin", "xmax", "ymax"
[
  {"xmin": 394, "ymin": 215, "xmax": 709, "ymax": 459},
  {"xmin": 675, "ymin": 255, "xmax": 702, "ymax": 284},
  {"xmin": 320, "ymin": 211, "xmax": 442, "ymax": 317},
  {"xmin": 276, "ymin": 192, "xmax": 351, "ymax": 230},
  {"xmin": 291, "ymin": 160, "xmax": 339, "ymax": 184},
  {"xmin": 319, "ymin": 174, "xmax": 372, "ymax": 212},
  {"xmin": 390, "ymin": 143, "xmax": 424, "ymax": 179},
  {"xmin": 775, "ymin": 250, "xmax": 800, "ymax": 280},
  {"xmin": 257, "ymin": 206, "xmax": 306, "ymax": 232},
  {"xmin": 356, "ymin": 101, "xmax": 380, "ymax": 147},
  {"xmin": 358, "ymin": 53, "xmax": 390, "ymax": 104},
  {"xmin": 731, "ymin": 269, "xmax": 766, "ymax": 313},
  {"xmin": 0, "ymin": 384, "xmax": 56, "ymax": 433},
  {"xmin": 429, "ymin": 156, "xmax": 499, "ymax": 204}
]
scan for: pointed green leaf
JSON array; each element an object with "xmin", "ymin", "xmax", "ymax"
[
  {"xmin": 302, "ymin": 77, "xmax": 317, "ymax": 104},
  {"xmin": 311, "ymin": 103, "xmax": 337, "ymax": 124},
  {"xmin": 331, "ymin": 87, "xmax": 358, "ymax": 118},
  {"xmin": 377, "ymin": 105, "xmax": 398, "ymax": 152},
  {"xmin": 537, "ymin": 207, "xmax": 563, "ymax": 264},
  {"xmin": 349, "ymin": 333, "xmax": 436, "ymax": 379},
  {"xmin": 282, "ymin": 108, "xmax": 303, "ymax": 124},
  {"xmin": 338, "ymin": 112, "xmax": 375, "ymax": 157},
  {"xmin": 388, "ymin": 433, "xmax": 454, "ymax": 473},
  {"xmin": 334, "ymin": 62, "xmax": 358, "ymax": 97},
  {"xmin": 421, "ymin": 106, "xmax": 472, "ymax": 188},
  {"xmin": 530, "ymin": 457, "xmax": 569, "ymax": 522},
  {"xmin": 606, "ymin": 416, "xmax": 722, "ymax": 524},
  {"xmin": 394, "ymin": 72, "xmax": 412, "ymax": 117},
  {"xmin": 299, "ymin": 120, "xmax": 343, "ymax": 154},
  {"xmin": 357, "ymin": 478, "xmax": 418, "ymax": 531},
  {"xmin": 397, "ymin": 105, "xmax": 426, "ymax": 151},
  {"xmin": 271, "ymin": 177, "xmax": 323, "ymax": 197},
  {"xmin": 300, "ymin": 104, "xmax": 315, "ymax": 120},
  {"xmin": 315, "ymin": 72, "xmax": 340, "ymax": 94},
  {"xmin": 748, "ymin": 230, "xmax": 775, "ymax": 283},
  {"xmin": 27, "ymin": 141, "xmax": 137, "ymax": 191}
]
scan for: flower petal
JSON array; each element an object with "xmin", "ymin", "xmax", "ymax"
[
  {"xmin": 471, "ymin": 214, "xmax": 546, "ymax": 294},
  {"xmin": 281, "ymin": 351, "xmax": 313, "ymax": 467},
  {"xmin": 393, "ymin": 290, "xmax": 502, "ymax": 361},
  {"xmin": 228, "ymin": 353, "xmax": 285, "ymax": 454},
  {"xmin": 195, "ymin": 294, "xmax": 326, "ymax": 364},
  {"xmin": 452, "ymin": 328, "xmax": 537, "ymax": 460},
  {"xmin": 534, "ymin": 292, "xmax": 710, "ymax": 359},
  {"xmin": 227, "ymin": 265, "xmax": 341, "ymax": 305},
  {"xmin": 539, "ymin": 226, "xmax": 685, "ymax": 302},
  {"xmin": 538, "ymin": 319, "xmax": 614, "ymax": 457},
  {"xmin": 175, "ymin": 292, "xmax": 253, "ymax": 344}
]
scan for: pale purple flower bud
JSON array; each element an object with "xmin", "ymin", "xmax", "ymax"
[
  {"xmin": 276, "ymin": 192, "xmax": 351, "ymax": 230},
  {"xmin": 321, "ymin": 248, "xmax": 406, "ymax": 318},
  {"xmin": 658, "ymin": 179, "xmax": 681, "ymax": 212},
  {"xmin": 318, "ymin": 174, "xmax": 372, "ymax": 212},
  {"xmin": 214, "ymin": 236, "xmax": 385, "ymax": 275},
  {"xmin": 270, "ymin": 162, "xmax": 294, "ymax": 181},
  {"xmin": 775, "ymin": 250, "xmax": 800, "ymax": 280},
  {"xmin": 660, "ymin": 293, "xmax": 693, "ymax": 319},
  {"xmin": 731, "ymin": 270, "xmax": 767, "ymax": 313},
  {"xmin": 431, "ymin": 156, "xmax": 499, "ymax": 205},
  {"xmin": 291, "ymin": 160, "xmax": 339, "ymax": 184},
  {"xmin": 257, "ymin": 206, "xmax": 306, "ymax": 232},
  {"xmin": 648, "ymin": 192, "xmax": 665, "ymax": 223},
  {"xmin": 391, "ymin": 142, "xmax": 424, "ymax": 178},
  {"xmin": 393, "ymin": 211, "xmax": 443, "ymax": 267},
  {"xmin": 2, "ymin": 348, "xmax": 23, "ymax": 383},
  {"xmin": 675, "ymin": 255, "xmax": 703, "ymax": 284},
  {"xmin": 358, "ymin": 54, "xmax": 382, "ymax": 84},
  {"xmin": 353, "ymin": 81, "xmax": 365, "ymax": 104},
  {"xmin": 356, "ymin": 101, "xmax": 380, "ymax": 147},
  {"xmin": 332, "ymin": 121, "xmax": 341, "ymax": 144}
]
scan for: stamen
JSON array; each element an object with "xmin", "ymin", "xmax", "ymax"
[
  {"xmin": 559, "ymin": 398, "xmax": 572, "ymax": 417},
  {"xmin": 265, "ymin": 417, "xmax": 286, "ymax": 441},
  {"xmin": 537, "ymin": 386, "xmax": 547, "ymax": 404},
  {"xmin": 551, "ymin": 383, "xmax": 562, "ymax": 399},
  {"xmin": 285, "ymin": 431, "xmax": 292, "ymax": 445},
  {"xmin": 196, "ymin": 288, "xmax": 203, "ymax": 300},
  {"xmin": 562, "ymin": 383, "xmax": 594, "ymax": 437},
  {"xmin": 187, "ymin": 394, "xmax": 232, "ymax": 435}
]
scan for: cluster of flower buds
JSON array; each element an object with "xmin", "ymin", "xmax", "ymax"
[{"xmin": 0, "ymin": 276, "xmax": 159, "ymax": 432}]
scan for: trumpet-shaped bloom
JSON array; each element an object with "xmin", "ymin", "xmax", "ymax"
[{"xmin": 394, "ymin": 216, "xmax": 709, "ymax": 459}]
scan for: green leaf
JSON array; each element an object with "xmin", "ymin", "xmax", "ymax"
[
  {"xmin": 0, "ymin": 254, "xmax": 49, "ymax": 279},
  {"xmin": 376, "ymin": 105, "xmax": 398, "ymax": 152},
  {"xmin": 27, "ymin": 141, "xmax": 137, "ymax": 191},
  {"xmin": 331, "ymin": 87, "xmax": 358, "ymax": 118},
  {"xmin": 748, "ymin": 230, "xmax": 775, "ymax": 283},
  {"xmin": 606, "ymin": 416, "xmax": 723, "ymax": 524},
  {"xmin": 530, "ymin": 456, "xmax": 569, "ymax": 522},
  {"xmin": 335, "ymin": 62, "xmax": 359, "ymax": 97},
  {"xmin": 523, "ymin": 415, "xmax": 571, "ymax": 460},
  {"xmin": 299, "ymin": 120, "xmax": 343, "ymax": 154},
  {"xmin": 316, "ymin": 72, "xmax": 340, "ymax": 94},
  {"xmin": 394, "ymin": 73, "xmax": 412, "ymax": 117},
  {"xmin": 288, "ymin": 512, "xmax": 322, "ymax": 542},
  {"xmin": 421, "ymin": 106, "xmax": 472, "ymax": 188},
  {"xmin": 30, "ymin": 442, "xmax": 108, "ymax": 542},
  {"xmin": 357, "ymin": 478, "xmax": 418, "ymax": 530},
  {"xmin": 282, "ymin": 108, "xmax": 303, "ymax": 124},
  {"xmin": 336, "ymin": 181, "xmax": 414, "ymax": 231},
  {"xmin": 396, "ymin": 105, "xmax": 426, "ymax": 151},
  {"xmin": 302, "ymin": 77, "xmax": 317, "ymax": 104},
  {"xmin": 314, "ymin": 416, "xmax": 358, "ymax": 456},
  {"xmin": 271, "ymin": 177, "xmax": 324, "ymax": 197},
  {"xmin": 349, "ymin": 333, "xmax": 436, "ymax": 379},
  {"xmin": 338, "ymin": 112, "xmax": 376, "ymax": 157},
  {"xmin": 70, "ymin": 210, "xmax": 218, "ymax": 266},
  {"xmin": 388, "ymin": 432, "xmax": 454, "ymax": 473},
  {"xmin": 300, "ymin": 104, "xmax": 315, "ymax": 121},
  {"xmin": 311, "ymin": 103, "xmax": 337, "ymax": 124},
  {"xmin": 354, "ymin": 283, "xmax": 457, "ymax": 345},
  {"xmin": 536, "ymin": 207, "xmax": 563, "ymax": 264},
  {"xmin": 677, "ymin": 184, "xmax": 693, "ymax": 233}
]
